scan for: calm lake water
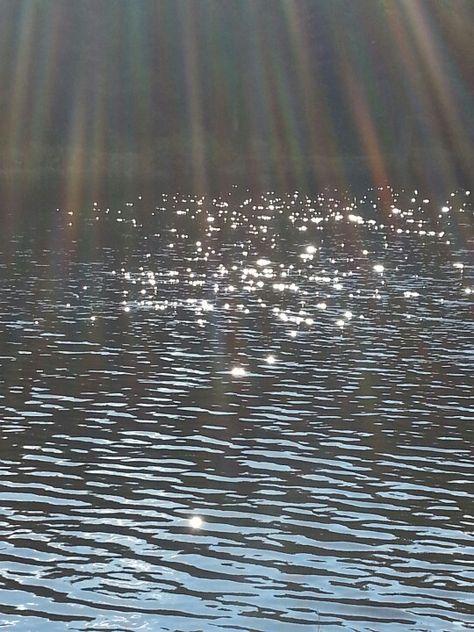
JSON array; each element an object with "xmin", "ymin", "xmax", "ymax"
[{"xmin": 0, "ymin": 186, "xmax": 472, "ymax": 631}]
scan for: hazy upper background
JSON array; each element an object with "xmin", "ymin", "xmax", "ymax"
[{"xmin": 0, "ymin": 0, "xmax": 472, "ymax": 196}]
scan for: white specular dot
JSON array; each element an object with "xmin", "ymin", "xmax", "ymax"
[
  {"xmin": 189, "ymin": 516, "xmax": 203, "ymax": 529},
  {"xmin": 230, "ymin": 367, "xmax": 247, "ymax": 377}
]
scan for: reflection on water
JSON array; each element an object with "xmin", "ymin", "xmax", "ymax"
[{"xmin": 0, "ymin": 186, "xmax": 472, "ymax": 631}]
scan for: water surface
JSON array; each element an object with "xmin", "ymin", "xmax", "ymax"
[{"xmin": 0, "ymin": 186, "xmax": 473, "ymax": 631}]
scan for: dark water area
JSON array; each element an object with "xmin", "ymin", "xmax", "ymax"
[{"xmin": 0, "ymin": 183, "xmax": 473, "ymax": 631}]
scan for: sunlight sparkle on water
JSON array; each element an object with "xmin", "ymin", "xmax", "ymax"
[
  {"xmin": 189, "ymin": 516, "xmax": 203, "ymax": 529},
  {"xmin": 230, "ymin": 367, "xmax": 247, "ymax": 377}
]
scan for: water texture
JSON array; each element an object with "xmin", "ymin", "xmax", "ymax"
[{"xmin": 0, "ymin": 187, "xmax": 472, "ymax": 631}]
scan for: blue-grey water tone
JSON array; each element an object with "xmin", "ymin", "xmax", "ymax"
[{"xmin": 0, "ymin": 187, "xmax": 473, "ymax": 631}]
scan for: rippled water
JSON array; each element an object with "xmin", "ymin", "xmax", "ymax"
[{"xmin": 0, "ymin": 187, "xmax": 473, "ymax": 631}]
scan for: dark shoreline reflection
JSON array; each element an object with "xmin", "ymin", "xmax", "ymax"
[{"xmin": 0, "ymin": 184, "xmax": 472, "ymax": 631}]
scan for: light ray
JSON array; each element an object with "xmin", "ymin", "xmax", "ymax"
[
  {"xmin": 400, "ymin": 0, "xmax": 472, "ymax": 183},
  {"xmin": 180, "ymin": 1, "xmax": 208, "ymax": 194},
  {"xmin": 7, "ymin": 3, "xmax": 38, "ymax": 158}
]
